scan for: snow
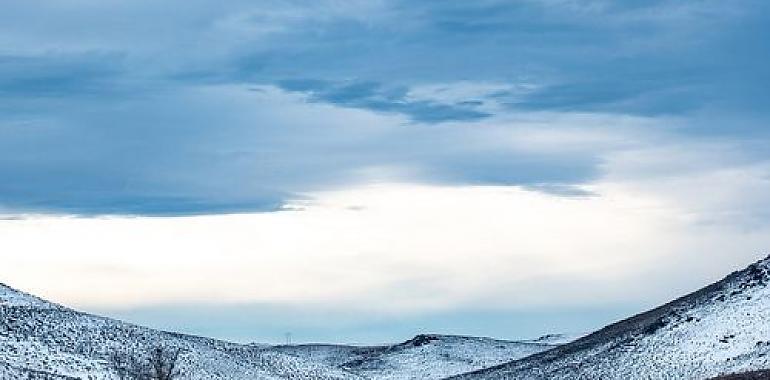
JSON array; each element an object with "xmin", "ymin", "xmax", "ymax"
[
  {"xmin": 5, "ymin": 255, "xmax": 770, "ymax": 379},
  {"xmin": 271, "ymin": 334, "xmax": 554, "ymax": 380},
  {"xmin": 0, "ymin": 284, "xmax": 554, "ymax": 379},
  {"xmin": 452, "ymin": 255, "xmax": 770, "ymax": 380},
  {"xmin": 0, "ymin": 284, "xmax": 357, "ymax": 379},
  {"xmin": 0, "ymin": 283, "xmax": 55, "ymax": 309},
  {"xmin": 524, "ymin": 333, "xmax": 583, "ymax": 345}
]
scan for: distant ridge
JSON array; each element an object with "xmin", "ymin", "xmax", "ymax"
[
  {"xmin": 0, "ymin": 282, "xmax": 57, "ymax": 309},
  {"xmin": 0, "ymin": 284, "xmax": 554, "ymax": 379},
  {"xmin": 5, "ymin": 255, "xmax": 770, "ymax": 379}
]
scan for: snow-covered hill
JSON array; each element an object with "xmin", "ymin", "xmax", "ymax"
[
  {"xmin": 0, "ymin": 283, "xmax": 363, "ymax": 379},
  {"xmin": 450, "ymin": 255, "xmax": 770, "ymax": 380},
  {"xmin": 709, "ymin": 369, "xmax": 770, "ymax": 380},
  {"xmin": 521, "ymin": 333, "xmax": 582, "ymax": 345},
  {"xmin": 0, "ymin": 284, "xmax": 55, "ymax": 309},
  {"xmin": 0, "ymin": 284, "xmax": 554, "ymax": 379},
  {"xmin": 269, "ymin": 334, "xmax": 553, "ymax": 380},
  {"xmin": 9, "ymin": 255, "xmax": 770, "ymax": 380}
]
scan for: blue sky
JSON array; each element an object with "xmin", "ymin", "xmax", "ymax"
[{"xmin": 1, "ymin": 0, "xmax": 770, "ymax": 343}]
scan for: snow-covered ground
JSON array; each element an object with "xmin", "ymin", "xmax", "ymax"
[
  {"xmin": 451, "ymin": 255, "xmax": 770, "ymax": 380},
  {"xmin": 522, "ymin": 333, "xmax": 583, "ymax": 345},
  {"xmin": 0, "ymin": 283, "xmax": 360, "ymax": 379},
  {"xmin": 5, "ymin": 255, "xmax": 770, "ymax": 379},
  {"xmin": 0, "ymin": 283, "xmax": 554, "ymax": 379},
  {"xmin": 269, "ymin": 334, "xmax": 553, "ymax": 380},
  {"xmin": 0, "ymin": 283, "xmax": 56, "ymax": 309}
]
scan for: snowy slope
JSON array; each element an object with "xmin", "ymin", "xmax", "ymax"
[
  {"xmin": 709, "ymin": 369, "xmax": 770, "ymax": 380},
  {"xmin": 0, "ymin": 359, "xmax": 80, "ymax": 380},
  {"xmin": 0, "ymin": 283, "xmax": 55, "ymax": 309},
  {"xmin": 0, "ymin": 283, "xmax": 360, "ymax": 380},
  {"xmin": 451, "ymin": 255, "xmax": 770, "ymax": 380},
  {"xmin": 1, "ymin": 283, "xmax": 555, "ymax": 379},
  {"xmin": 522, "ymin": 333, "xmax": 582, "ymax": 345},
  {"xmin": 270, "ymin": 334, "xmax": 554, "ymax": 380},
  {"xmin": 14, "ymin": 254, "xmax": 768, "ymax": 380}
]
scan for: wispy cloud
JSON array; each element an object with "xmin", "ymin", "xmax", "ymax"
[{"xmin": 276, "ymin": 79, "xmax": 492, "ymax": 123}]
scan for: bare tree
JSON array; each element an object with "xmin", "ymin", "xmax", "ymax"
[
  {"xmin": 147, "ymin": 346, "xmax": 182, "ymax": 380},
  {"xmin": 108, "ymin": 351, "xmax": 131, "ymax": 380},
  {"xmin": 109, "ymin": 346, "xmax": 182, "ymax": 380}
]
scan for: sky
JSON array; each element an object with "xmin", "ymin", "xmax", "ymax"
[{"xmin": 1, "ymin": 0, "xmax": 770, "ymax": 344}]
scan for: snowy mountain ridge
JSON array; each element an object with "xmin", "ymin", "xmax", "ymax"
[
  {"xmin": 0, "ymin": 283, "xmax": 56, "ymax": 309},
  {"xmin": 0, "ymin": 283, "xmax": 554, "ymax": 379},
  {"xmin": 450, "ymin": 254, "xmax": 770, "ymax": 380},
  {"xmin": 4, "ymin": 255, "xmax": 770, "ymax": 379},
  {"xmin": 271, "ymin": 334, "xmax": 554, "ymax": 380}
]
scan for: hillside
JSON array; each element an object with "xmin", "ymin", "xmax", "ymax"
[
  {"xmin": 271, "ymin": 334, "xmax": 553, "ymax": 380},
  {"xmin": 0, "ymin": 283, "xmax": 363, "ymax": 379},
  {"xmin": 450, "ymin": 255, "xmax": 770, "ymax": 380},
  {"xmin": 0, "ymin": 284, "xmax": 553, "ymax": 379},
  {"xmin": 9, "ymin": 255, "xmax": 770, "ymax": 380},
  {"xmin": 709, "ymin": 369, "xmax": 770, "ymax": 380}
]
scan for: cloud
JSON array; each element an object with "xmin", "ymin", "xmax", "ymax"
[
  {"xmin": 4, "ymin": 181, "xmax": 770, "ymax": 342},
  {"xmin": 0, "ymin": 52, "xmax": 125, "ymax": 98},
  {"xmin": 276, "ymin": 79, "xmax": 492, "ymax": 123},
  {"xmin": 602, "ymin": 141, "xmax": 770, "ymax": 229},
  {"xmin": 2, "ymin": 83, "xmax": 643, "ymax": 216},
  {"xmin": 0, "ymin": 0, "xmax": 768, "ymax": 216}
]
